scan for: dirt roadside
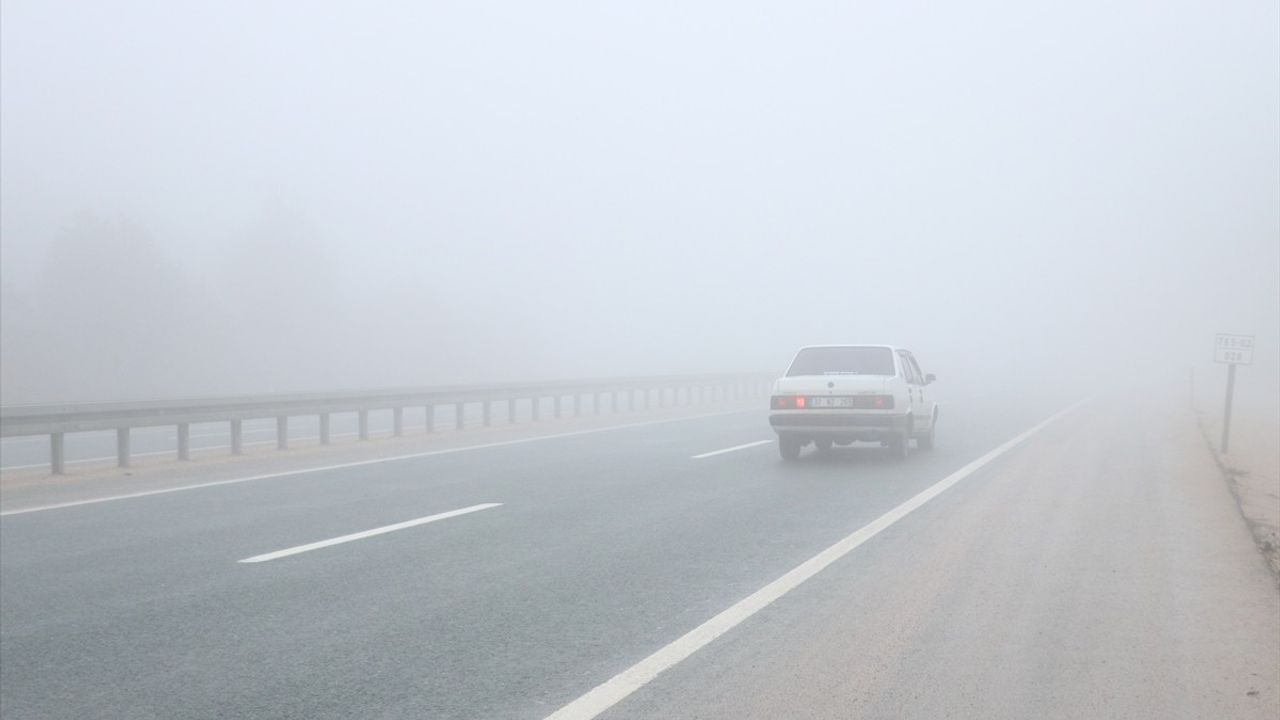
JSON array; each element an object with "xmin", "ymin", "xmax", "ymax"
[{"xmin": 1198, "ymin": 384, "xmax": 1280, "ymax": 582}]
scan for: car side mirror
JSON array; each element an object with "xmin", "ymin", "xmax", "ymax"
[{"xmin": 925, "ymin": 373, "xmax": 936, "ymax": 385}]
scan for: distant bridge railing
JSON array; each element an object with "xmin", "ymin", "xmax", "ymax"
[{"xmin": 0, "ymin": 373, "xmax": 775, "ymax": 474}]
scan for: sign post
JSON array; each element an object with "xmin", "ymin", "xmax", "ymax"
[{"xmin": 1214, "ymin": 333, "xmax": 1254, "ymax": 454}]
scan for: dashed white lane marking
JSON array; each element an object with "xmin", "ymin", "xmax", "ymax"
[
  {"xmin": 238, "ymin": 503, "xmax": 502, "ymax": 563},
  {"xmin": 544, "ymin": 401, "xmax": 1083, "ymax": 720},
  {"xmin": 691, "ymin": 440, "xmax": 773, "ymax": 459}
]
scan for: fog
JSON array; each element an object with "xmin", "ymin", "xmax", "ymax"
[{"xmin": 2, "ymin": 0, "xmax": 1277, "ymax": 404}]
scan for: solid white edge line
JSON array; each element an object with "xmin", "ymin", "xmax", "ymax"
[
  {"xmin": 544, "ymin": 400, "xmax": 1085, "ymax": 720},
  {"xmin": 691, "ymin": 440, "xmax": 773, "ymax": 460},
  {"xmin": 238, "ymin": 503, "xmax": 502, "ymax": 563},
  {"xmin": 0, "ymin": 408, "xmax": 755, "ymax": 517}
]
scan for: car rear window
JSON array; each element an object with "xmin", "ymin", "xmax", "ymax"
[{"xmin": 786, "ymin": 347, "xmax": 895, "ymax": 376}]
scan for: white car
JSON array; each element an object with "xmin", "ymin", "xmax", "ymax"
[{"xmin": 769, "ymin": 345, "xmax": 937, "ymax": 461}]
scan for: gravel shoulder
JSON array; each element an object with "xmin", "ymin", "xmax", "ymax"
[{"xmin": 1197, "ymin": 376, "xmax": 1280, "ymax": 580}]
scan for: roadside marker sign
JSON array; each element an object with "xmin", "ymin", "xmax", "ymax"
[
  {"xmin": 1214, "ymin": 334, "xmax": 1254, "ymax": 365},
  {"xmin": 1214, "ymin": 333, "xmax": 1253, "ymax": 453}
]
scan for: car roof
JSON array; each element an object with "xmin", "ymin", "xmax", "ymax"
[{"xmin": 795, "ymin": 344, "xmax": 903, "ymax": 352}]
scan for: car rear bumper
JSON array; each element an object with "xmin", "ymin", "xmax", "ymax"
[{"xmin": 769, "ymin": 412, "xmax": 909, "ymax": 441}]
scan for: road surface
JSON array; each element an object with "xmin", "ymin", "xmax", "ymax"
[{"xmin": 2, "ymin": 391, "xmax": 1277, "ymax": 719}]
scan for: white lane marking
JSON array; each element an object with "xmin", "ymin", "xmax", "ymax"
[
  {"xmin": 238, "ymin": 503, "xmax": 501, "ymax": 563},
  {"xmin": 544, "ymin": 401, "xmax": 1083, "ymax": 720},
  {"xmin": 0, "ymin": 409, "xmax": 755, "ymax": 517},
  {"xmin": 691, "ymin": 440, "xmax": 773, "ymax": 459}
]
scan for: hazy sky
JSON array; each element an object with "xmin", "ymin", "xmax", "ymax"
[{"xmin": 2, "ymin": 1, "xmax": 1277, "ymax": 401}]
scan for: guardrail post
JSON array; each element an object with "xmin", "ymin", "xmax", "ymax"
[
  {"xmin": 231, "ymin": 420, "xmax": 243, "ymax": 454},
  {"xmin": 483, "ymin": 401, "xmax": 492, "ymax": 426},
  {"xmin": 117, "ymin": 428, "xmax": 130, "ymax": 468},
  {"xmin": 574, "ymin": 394, "xmax": 582, "ymax": 417},
  {"xmin": 554, "ymin": 395, "xmax": 562, "ymax": 419},
  {"xmin": 643, "ymin": 389, "xmax": 651, "ymax": 410},
  {"xmin": 532, "ymin": 398, "xmax": 541, "ymax": 421},
  {"xmin": 612, "ymin": 391, "xmax": 620, "ymax": 412},
  {"xmin": 394, "ymin": 407, "xmax": 404, "ymax": 436},
  {"xmin": 51, "ymin": 432, "xmax": 65, "ymax": 475},
  {"xmin": 320, "ymin": 413, "xmax": 331, "ymax": 444},
  {"xmin": 508, "ymin": 398, "xmax": 517, "ymax": 423},
  {"xmin": 455, "ymin": 402, "xmax": 464, "ymax": 430},
  {"xmin": 277, "ymin": 416, "xmax": 288, "ymax": 450},
  {"xmin": 425, "ymin": 405, "xmax": 435, "ymax": 433},
  {"xmin": 359, "ymin": 410, "xmax": 369, "ymax": 440},
  {"xmin": 177, "ymin": 423, "xmax": 191, "ymax": 461},
  {"xmin": 594, "ymin": 392, "xmax": 602, "ymax": 414},
  {"xmin": 658, "ymin": 388, "xmax": 666, "ymax": 408}
]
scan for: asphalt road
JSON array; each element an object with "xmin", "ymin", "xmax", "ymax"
[{"xmin": 1, "ymin": 391, "xmax": 1277, "ymax": 719}]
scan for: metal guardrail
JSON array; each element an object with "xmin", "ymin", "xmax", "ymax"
[{"xmin": 0, "ymin": 373, "xmax": 775, "ymax": 474}]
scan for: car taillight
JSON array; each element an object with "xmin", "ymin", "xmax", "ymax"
[
  {"xmin": 771, "ymin": 395, "xmax": 806, "ymax": 409},
  {"xmin": 873, "ymin": 395, "xmax": 893, "ymax": 409}
]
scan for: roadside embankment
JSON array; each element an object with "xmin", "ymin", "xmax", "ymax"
[{"xmin": 1197, "ymin": 377, "xmax": 1280, "ymax": 581}]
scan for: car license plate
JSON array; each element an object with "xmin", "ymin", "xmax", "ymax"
[{"xmin": 809, "ymin": 396, "xmax": 854, "ymax": 408}]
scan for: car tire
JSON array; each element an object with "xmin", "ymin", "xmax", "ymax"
[
  {"xmin": 889, "ymin": 428, "xmax": 910, "ymax": 460},
  {"xmin": 917, "ymin": 421, "xmax": 936, "ymax": 451},
  {"xmin": 814, "ymin": 438, "xmax": 834, "ymax": 452},
  {"xmin": 779, "ymin": 436, "xmax": 803, "ymax": 462}
]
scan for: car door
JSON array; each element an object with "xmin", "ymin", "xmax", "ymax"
[
  {"xmin": 902, "ymin": 351, "xmax": 931, "ymax": 429},
  {"xmin": 896, "ymin": 350, "xmax": 928, "ymax": 429}
]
